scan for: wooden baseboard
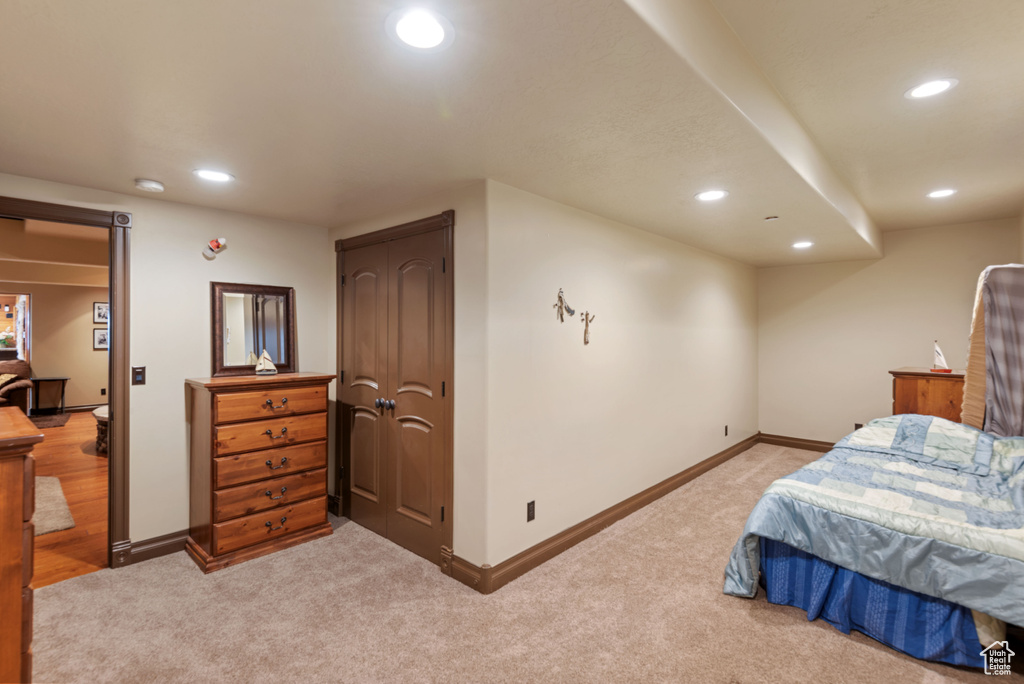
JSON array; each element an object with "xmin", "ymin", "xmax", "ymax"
[
  {"xmin": 109, "ymin": 529, "xmax": 188, "ymax": 568},
  {"xmin": 65, "ymin": 404, "xmax": 106, "ymax": 414},
  {"xmin": 757, "ymin": 432, "xmax": 834, "ymax": 453},
  {"xmin": 451, "ymin": 433, "xmax": 760, "ymax": 594},
  {"xmin": 128, "ymin": 529, "xmax": 188, "ymax": 565}
]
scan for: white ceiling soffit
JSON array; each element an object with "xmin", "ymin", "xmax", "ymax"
[
  {"xmin": 0, "ymin": 0, "xmax": 883, "ymax": 266},
  {"xmin": 710, "ymin": 0, "xmax": 1024, "ymax": 231},
  {"xmin": 622, "ymin": 0, "xmax": 881, "ymax": 254}
]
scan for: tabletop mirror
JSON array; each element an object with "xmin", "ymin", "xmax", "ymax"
[{"xmin": 211, "ymin": 282, "xmax": 297, "ymax": 376}]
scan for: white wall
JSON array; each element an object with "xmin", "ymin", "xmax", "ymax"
[
  {"xmin": 331, "ymin": 180, "xmax": 758, "ymax": 567},
  {"xmin": 0, "ymin": 172, "xmax": 333, "ymax": 541},
  {"xmin": 330, "ymin": 181, "xmax": 490, "ymax": 565},
  {"xmin": 758, "ymin": 219, "xmax": 1020, "ymax": 443},
  {"xmin": 484, "ymin": 182, "xmax": 757, "ymax": 564}
]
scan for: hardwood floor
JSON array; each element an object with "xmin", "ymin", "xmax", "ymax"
[{"xmin": 31, "ymin": 411, "xmax": 108, "ymax": 588}]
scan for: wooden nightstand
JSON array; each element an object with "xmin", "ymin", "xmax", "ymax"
[{"xmin": 889, "ymin": 367, "xmax": 965, "ymax": 421}]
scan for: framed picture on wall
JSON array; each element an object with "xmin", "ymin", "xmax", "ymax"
[
  {"xmin": 93, "ymin": 302, "xmax": 109, "ymax": 324},
  {"xmin": 93, "ymin": 328, "xmax": 109, "ymax": 351}
]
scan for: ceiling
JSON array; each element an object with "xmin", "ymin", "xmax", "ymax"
[{"xmin": 0, "ymin": 0, "xmax": 1020, "ymax": 267}]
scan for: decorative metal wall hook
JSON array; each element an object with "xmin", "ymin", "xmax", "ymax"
[
  {"xmin": 553, "ymin": 288, "xmax": 575, "ymax": 322},
  {"xmin": 581, "ymin": 311, "xmax": 595, "ymax": 345}
]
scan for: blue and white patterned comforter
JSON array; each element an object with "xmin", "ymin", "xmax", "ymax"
[{"xmin": 724, "ymin": 415, "xmax": 1024, "ymax": 626}]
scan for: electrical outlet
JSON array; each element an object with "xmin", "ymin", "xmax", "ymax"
[
  {"xmin": 527, "ymin": 500, "xmax": 535, "ymax": 522},
  {"xmin": 724, "ymin": 425, "xmax": 728, "ymax": 437},
  {"xmin": 100, "ymin": 388, "xmax": 106, "ymax": 396}
]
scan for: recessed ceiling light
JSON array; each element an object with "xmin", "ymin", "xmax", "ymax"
[
  {"xmin": 134, "ymin": 179, "xmax": 164, "ymax": 193},
  {"xmin": 695, "ymin": 190, "xmax": 728, "ymax": 201},
  {"xmin": 904, "ymin": 79, "xmax": 958, "ymax": 99},
  {"xmin": 386, "ymin": 8, "xmax": 455, "ymax": 51},
  {"xmin": 927, "ymin": 188, "xmax": 957, "ymax": 198},
  {"xmin": 193, "ymin": 169, "xmax": 235, "ymax": 182},
  {"xmin": 793, "ymin": 241, "xmax": 813, "ymax": 249}
]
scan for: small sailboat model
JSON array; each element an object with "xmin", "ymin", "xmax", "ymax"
[
  {"xmin": 245, "ymin": 350, "xmax": 259, "ymax": 365},
  {"xmin": 255, "ymin": 349, "xmax": 278, "ymax": 375},
  {"xmin": 931, "ymin": 340, "xmax": 952, "ymax": 373}
]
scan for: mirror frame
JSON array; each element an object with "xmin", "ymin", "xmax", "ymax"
[{"xmin": 211, "ymin": 282, "xmax": 297, "ymax": 377}]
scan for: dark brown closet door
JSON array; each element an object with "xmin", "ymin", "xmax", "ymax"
[
  {"xmin": 339, "ymin": 226, "xmax": 448, "ymax": 565},
  {"xmin": 385, "ymin": 229, "xmax": 447, "ymax": 562},
  {"xmin": 340, "ymin": 242, "xmax": 389, "ymax": 536}
]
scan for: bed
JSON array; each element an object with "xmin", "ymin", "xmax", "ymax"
[{"xmin": 724, "ymin": 413, "xmax": 1024, "ymax": 667}]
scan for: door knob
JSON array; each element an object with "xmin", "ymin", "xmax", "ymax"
[
  {"xmin": 386, "ymin": 399, "xmax": 395, "ymax": 410},
  {"xmin": 375, "ymin": 398, "xmax": 383, "ymax": 409}
]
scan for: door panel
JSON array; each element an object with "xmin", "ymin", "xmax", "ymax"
[
  {"xmin": 394, "ymin": 258, "xmax": 435, "ymax": 399},
  {"xmin": 394, "ymin": 415, "xmax": 434, "ymax": 523},
  {"xmin": 349, "ymin": 407, "xmax": 381, "ymax": 502},
  {"xmin": 385, "ymin": 229, "xmax": 447, "ymax": 563},
  {"xmin": 340, "ymin": 243, "xmax": 389, "ymax": 536},
  {"xmin": 351, "ymin": 266, "xmax": 385, "ymax": 392}
]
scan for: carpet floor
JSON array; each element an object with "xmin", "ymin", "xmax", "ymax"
[
  {"xmin": 33, "ymin": 475, "xmax": 75, "ymax": 536},
  {"xmin": 33, "ymin": 444, "xmax": 1020, "ymax": 683}
]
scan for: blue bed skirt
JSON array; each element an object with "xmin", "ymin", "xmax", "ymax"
[{"xmin": 759, "ymin": 538, "xmax": 983, "ymax": 667}]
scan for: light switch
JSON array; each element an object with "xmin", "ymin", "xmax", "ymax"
[{"xmin": 132, "ymin": 367, "xmax": 146, "ymax": 385}]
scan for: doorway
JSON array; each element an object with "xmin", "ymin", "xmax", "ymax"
[
  {"xmin": 336, "ymin": 211, "xmax": 454, "ymax": 565},
  {"xmin": 0, "ymin": 195, "xmax": 131, "ymax": 576}
]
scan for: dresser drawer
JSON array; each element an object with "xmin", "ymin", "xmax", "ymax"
[
  {"xmin": 214, "ymin": 385, "xmax": 328, "ymax": 424},
  {"xmin": 213, "ymin": 468, "xmax": 327, "ymax": 522},
  {"xmin": 212, "ymin": 496, "xmax": 327, "ymax": 555},
  {"xmin": 214, "ymin": 413, "xmax": 326, "ymax": 456},
  {"xmin": 213, "ymin": 441, "xmax": 327, "ymax": 488}
]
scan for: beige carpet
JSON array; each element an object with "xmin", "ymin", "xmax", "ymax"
[
  {"xmin": 33, "ymin": 444, "xmax": 1020, "ymax": 683},
  {"xmin": 33, "ymin": 476, "xmax": 75, "ymax": 536}
]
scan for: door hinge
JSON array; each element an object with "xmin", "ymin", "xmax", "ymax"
[
  {"xmin": 442, "ymin": 257, "xmax": 446, "ymax": 273},
  {"xmin": 441, "ymin": 506, "xmax": 445, "ymax": 523},
  {"xmin": 442, "ymin": 381, "xmax": 445, "ymax": 397},
  {"xmin": 340, "ymin": 370, "xmax": 344, "ymax": 383},
  {"xmin": 339, "ymin": 466, "xmax": 345, "ymax": 479},
  {"xmin": 340, "ymin": 274, "xmax": 346, "ymax": 286}
]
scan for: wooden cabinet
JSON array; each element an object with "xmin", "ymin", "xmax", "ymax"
[
  {"xmin": 185, "ymin": 373, "xmax": 335, "ymax": 573},
  {"xmin": 890, "ymin": 367, "xmax": 965, "ymax": 422},
  {"xmin": 0, "ymin": 407, "xmax": 44, "ymax": 684}
]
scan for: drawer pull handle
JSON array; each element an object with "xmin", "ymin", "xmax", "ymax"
[
  {"xmin": 265, "ymin": 516, "xmax": 287, "ymax": 532},
  {"xmin": 265, "ymin": 397, "xmax": 289, "ymax": 409},
  {"xmin": 265, "ymin": 486, "xmax": 288, "ymax": 501},
  {"xmin": 264, "ymin": 427, "xmax": 288, "ymax": 440},
  {"xmin": 265, "ymin": 457, "xmax": 288, "ymax": 470}
]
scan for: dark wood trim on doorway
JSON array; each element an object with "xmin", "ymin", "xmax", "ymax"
[
  {"xmin": 335, "ymin": 210, "xmax": 454, "ymax": 252},
  {"xmin": 334, "ymin": 210, "xmax": 455, "ymax": 559},
  {"xmin": 0, "ymin": 194, "xmax": 131, "ymax": 569}
]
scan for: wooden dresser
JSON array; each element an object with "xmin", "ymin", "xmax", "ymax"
[
  {"xmin": 185, "ymin": 373, "xmax": 335, "ymax": 573},
  {"xmin": 0, "ymin": 407, "xmax": 44, "ymax": 684},
  {"xmin": 890, "ymin": 367, "xmax": 965, "ymax": 422}
]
